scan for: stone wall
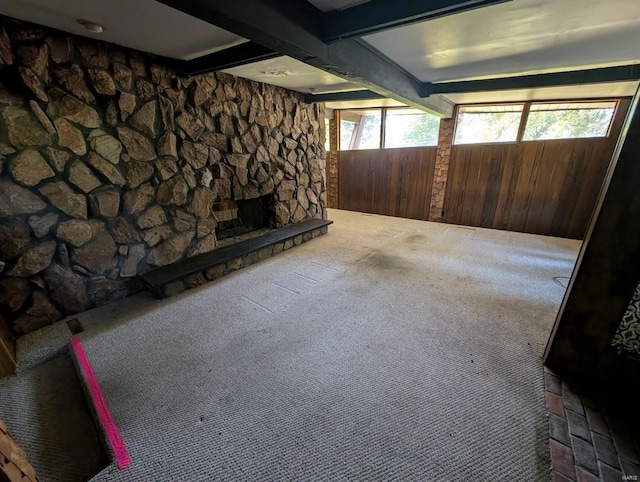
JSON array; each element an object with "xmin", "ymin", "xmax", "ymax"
[
  {"xmin": 0, "ymin": 17, "xmax": 327, "ymax": 336},
  {"xmin": 428, "ymin": 118, "xmax": 454, "ymax": 222},
  {"xmin": 326, "ymin": 118, "xmax": 338, "ymax": 208}
]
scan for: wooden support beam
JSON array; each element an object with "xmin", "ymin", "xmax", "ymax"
[
  {"xmin": 323, "ymin": 0, "xmax": 511, "ymax": 42},
  {"xmin": 304, "ymin": 90, "xmax": 385, "ymax": 103},
  {"xmin": 156, "ymin": 0, "xmax": 454, "ymax": 117},
  {"xmin": 182, "ymin": 42, "xmax": 280, "ymax": 75},
  {"xmin": 422, "ymin": 64, "xmax": 640, "ymax": 96}
]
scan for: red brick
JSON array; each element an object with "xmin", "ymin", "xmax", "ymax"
[
  {"xmin": 554, "ymin": 471, "xmax": 574, "ymax": 482},
  {"xmin": 593, "ymin": 432, "xmax": 621, "ymax": 468},
  {"xmin": 575, "ymin": 467, "xmax": 599, "ymax": 482},
  {"xmin": 562, "ymin": 385, "xmax": 585, "ymax": 415},
  {"xmin": 550, "ymin": 439, "xmax": 577, "ymax": 479},
  {"xmin": 599, "ymin": 461, "xmax": 623, "ymax": 482},
  {"xmin": 567, "ymin": 411, "xmax": 592, "ymax": 442},
  {"xmin": 572, "ymin": 435, "xmax": 598, "ymax": 474},
  {"xmin": 546, "ymin": 391, "xmax": 566, "ymax": 418},
  {"xmin": 550, "ymin": 413, "xmax": 571, "ymax": 446},
  {"xmin": 545, "ymin": 372, "xmax": 563, "ymax": 395},
  {"xmin": 584, "ymin": 406, "xmax": 610, "ymax": 438},
  {"xmin": 620, "ymin": 458, "xmax": 640, "ymax": 477}
]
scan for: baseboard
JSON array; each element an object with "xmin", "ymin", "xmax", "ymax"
[{"xmin": 0, "ymin": 319, "xmax": 16, "ymax": 378}]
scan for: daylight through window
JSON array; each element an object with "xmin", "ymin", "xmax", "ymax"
[
  {"xmin": 339, "ymin": 109, "xmax": 382, "ymax": 150},
  {"xmin": 454, "ymin": 104, "xmax": 524, "ymax": 145},
  {"xmin": 338, "ymin": 108, "xmax": 440, "ymax": 150},
  {"xmin": 453, "ymin": 101, "xmax": 619, "ymax": 145},
  {"xmin": 522, "ymin": 102, "xmax": 616, "ymax": 141},
  {"xmin": 384, "ymin": 108, "xmax": 440, "ymax": 148},
  {"xmin": 325, "ymin": 118, "xmax": 331, "ymax": 151}
]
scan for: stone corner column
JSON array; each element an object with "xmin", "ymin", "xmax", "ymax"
[
  {"xmin": 326, "ymin": 118, "xmax": 339, "ymax": 209},
  {"xmin": 428, "ymin": 118, "xmax": 454, "ymax": 222}
]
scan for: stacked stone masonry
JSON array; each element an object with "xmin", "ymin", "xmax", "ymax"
[
  {"xmin": 0, "ymin": 17, "xmax": 327, "ymax": 335},
  {"xmin": 326, "ymin": 118, "xmax": 338, "ymax": 208},
  {"xmin": 544, "ymin": 367, "xmax": 640, "ymax": 481},
  {"xmin": 428, "ymin": 118, "xmax": 454, "ymax": 222}
]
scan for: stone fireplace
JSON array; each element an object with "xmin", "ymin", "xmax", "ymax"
[
  {"xmin": 214, "ymin": 196, "xmax": 274, "ymax": 244},
  {"xmin": 0, "ymin": 16, "xmax": 328, "ymax": 336}
]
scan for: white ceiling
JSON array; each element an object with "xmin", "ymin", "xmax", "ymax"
[
  {"xmin": 224, "ymin": 56, "xmax": 359, "ymax": 94},
  {"xmin": 363, "ymin": 0, "xmax": 640, "ymax": 83},
  {"xmin": 1, "ymin": 0, "xmax": 638, "ymax": 108},
  {"xmin": 0, "ymin": 0, "xmax": 247, "ymax": 60}
]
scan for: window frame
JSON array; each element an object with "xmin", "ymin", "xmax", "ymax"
[
  {"xmin": 337, "ymin": 107, "xmax": 441, "ymax": 151},
  {"xmin": 453, "ymin": 99, "xmax": 621, "ymax": 146},
  {"xmin": 520, "ymin": 100, "xmax": 619, "ymax": 142},
  {"xmin": 337, "ymin": 108, "xmax": 384, "ymax": 151},
  {"xmin": 382, "ymin": 107, "xmax": 441, "ymax": 149},
  {"xmin": 453, "ymin": 103, "xmax": 527, "ymax": 146}
]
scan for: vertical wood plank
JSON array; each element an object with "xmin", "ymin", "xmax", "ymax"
[
  {"xmin": 337, "ymin": 98, "xmax": 630, "ymax": 239},
  {"xmin": 0, "ymin": 318, "xmax": 16, "ymax": 378},
  {"xmin": 336, "ymin": 147, "xmax": 437, "ymax": 221}
]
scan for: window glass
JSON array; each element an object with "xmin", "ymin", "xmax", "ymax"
[
  {"xmin": 339, "ymin": 109, "xmax": 382, "ymax": 150},
  {"xmin": 523, "ymin": 101, "xmax": 616, "ymax": 140},
  {"xmin": 340, "ymin": 120, "xmax": 356, "ymax": 150},
  {"xmin": 325, "ymin": 118, "xmax": 331, "ymax": 151},
  {"xmin": 454, "ymin": 104, "xmax": 524, "ymax": 145},
  {"xmin": 384, "ymin": 108, "xmax": 440, "ymax": 148}
]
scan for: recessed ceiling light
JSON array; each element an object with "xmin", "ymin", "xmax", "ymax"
[
  {"xmin": 260, "ymin": 69, "xmax": 290, "ymax": 77},
  {"xmin": 309, "ymin": 88, "xmax": 320, "ymax": 93},
  {"xmin": 76, "ymin": 19, "xmax": 105, "ymax": 33}
]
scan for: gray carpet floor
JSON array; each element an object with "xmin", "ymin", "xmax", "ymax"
[
  {"xmin": 19, "ymin": 209, "xmax": 581, "ymax": 481},
  {"xmin": 0, "ymin": 354, "xmax": 107, "ymax": 482}
]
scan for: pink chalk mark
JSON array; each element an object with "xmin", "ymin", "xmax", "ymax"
[{"xmin": 70, "ymin": 336, "xmax": 131, "ymax": 469}]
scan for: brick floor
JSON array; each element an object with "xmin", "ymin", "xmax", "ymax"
[
  {"xmin": 544, "ymin": 367, "xmax": 640, "ymax": 481},
  {"xmin": 547, "ymin": 391, "xmax": 567, "ymax": 418}
]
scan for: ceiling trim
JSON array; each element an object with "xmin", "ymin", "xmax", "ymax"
[
  {"xmin": 422, "ymin": 64, "xmax": 640, "ymax": 96},
  {"xmin": 304, "ymin": 90, "xmax": 384, "ymax": 103},
  {"xmin": 182, "ymin": 42, "xmax": 280, "ymax": 76},
  {"xmin": 322, "ymin": 0, "xmax": 511, "ymax": 42},
  {"xmin": 156, "ymin": 0, "xmax": 455, "ymax": 117},
  {"xmin": 157, "ymin": 0, "xmax": 327, "ymax": 60}
]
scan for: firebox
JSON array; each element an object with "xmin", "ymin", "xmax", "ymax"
[{"xmin": 213, "ymin": 195, "xmax": 274, "ymax": 241}]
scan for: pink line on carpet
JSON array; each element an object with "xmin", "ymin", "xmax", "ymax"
[{"xmin": 70, "ymin": 336, "xmax": 131, "ymax": 470}]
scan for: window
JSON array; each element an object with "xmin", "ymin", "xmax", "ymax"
[
  {"xmin": 453, "ymin": 101, "xmax": 619, "ymax": 145},
  {"xmin": 339, "ymin": 109, "xmax": 382, "ymax": 150},
  {"xmin": 324, "ymin": 118, "xmax": 331, "ymax": 151},
  {"xmin": 454, "ymin": 104, "xmax": 524, "ymax": 145},
  {"xmin": 337, "ymin": 100, "xmax": 620, "ymax": 150},
  {"xmin": 522, "ymin": 101, "xmax": 616, "ymax": 141},
  {"xmin": 338, "ymin": 108, "xmax": 440, "ymax": 150},
  {"xmin": 384, "ymin": 108, "xmax": 440, "ymax": 148}
]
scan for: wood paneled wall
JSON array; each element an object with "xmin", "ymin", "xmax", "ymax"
[
  {"xmin": 338, "ymin": 147, "xmax": 437, "ymax": 220},
  {"xmin": 545, "ymin": 95, "xmax": 640, "ymax": 387},
  {"xmin": 335, "ymin": 99, "xmax": 630, "ymax": 239},
  {"xmin": 442, "ymin": 99, "xmax": 630, "ymax": 239},
  {"xmin": 0, "ymin": 318, "xmax": 16, "ymax": 378}
]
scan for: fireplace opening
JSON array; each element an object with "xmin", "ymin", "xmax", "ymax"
[{"xmin": 213, "ymin": 195, "xmax": 274, "ymax": 243}]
